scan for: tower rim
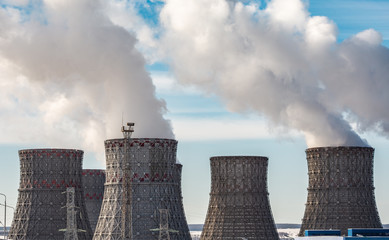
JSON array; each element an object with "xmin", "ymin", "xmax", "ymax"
[
  {"xmin": 105, "ymin": 137, "xmax": 176, "ymax": 142},
  {"xmin": 210, "ymin": 155, "xmax": 268, "ymax": 160},
  {"xmin": 305, "ymin": 146, "xmax": 374, "ymax": 152},
  {"xmin": 18, "ymin": 148, "xmax": 84, "ymax": 153}
]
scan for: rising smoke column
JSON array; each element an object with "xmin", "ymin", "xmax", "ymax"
[
  {"xmin": 0, "ymin": 0, "xmax": 173, "ymax": 154},
  {"xmin": 160, "ymin": 0, "xmax": 389, "ymax": 147}
]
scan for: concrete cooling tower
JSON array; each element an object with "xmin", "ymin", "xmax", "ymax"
[
  {"xmin": 200, "ymin": 156, "xmax": 279, "ymax": 240},
  {"xmin": 93, "ymin": 138, "xmax": 191, "ymax": 240},
  {"xmin": 299, "ymin": 147, "xmax": 382, "ymax": 236},
  {"xmin": 82, "ymin": 169, "xmax": 105, "ymax": 233},
  {"xmin": 9, "ymin": 149, "xmax": 93, "ymax": 240}
]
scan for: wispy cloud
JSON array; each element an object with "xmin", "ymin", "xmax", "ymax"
[{"xmin": 172, "ymin": 115, "xmax": 302, "ymax": 141}]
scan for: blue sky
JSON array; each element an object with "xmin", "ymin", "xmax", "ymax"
[
  {"xmin": 309, "ymin": 0, "xmax": 389, "ymax": 46},
  {"xmin": 0, "ymin": 0, "xmax": 389, "ymax": 227}
]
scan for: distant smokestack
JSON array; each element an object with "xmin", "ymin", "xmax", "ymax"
[
  {"xmin": 9, "ymin": 149, "xmax": 93, "ymax": 239},
  {"xmin": 299, "ymin": 147, "xmax": 382, "ymax": 236},
  {"xmin": 201, "ymin": 156, "xmax": 279, "ymax": 240},
  {"xmin": 82, "ymin": 169, "xmax": 105, "ymax": 233}
]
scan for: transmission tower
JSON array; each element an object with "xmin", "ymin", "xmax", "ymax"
[
  {"xmin": 122, "ymin": 122, "xmax": 134, "ymax": 240},
  {"xmin": 158, "ymin": 209, "xmax": 170, "ymax": 240},
  {"xmin": 62, "ymin": 187, "xmax": 79, "ymax": 240},
  {"xmin": 150, "ymin": 209, "xmax": 179, "ymax": 240}
]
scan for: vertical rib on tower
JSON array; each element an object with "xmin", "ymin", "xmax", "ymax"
[
  {"xmin": 9, "ymin": 149, "xmax": 93, "ymax": 240},
  {"xmin": 200, "ymin": 156, "xmax": 279, "ymax": 240},
  {"xmin": 299, "ymin": 147, "xmax": 382, "ymax": 236},
  {"xmin": 82, "ymin": 169, "xmax": 105, "ymax": 233},
  {"xmin": 93, "ymin": 138, "xmax": 191, "ymax": 240}
]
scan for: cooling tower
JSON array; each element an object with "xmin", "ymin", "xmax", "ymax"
[
  {"xmin": 82, "ymin": 169, "xmax": 105, "ymax": 233},
  {"xmin": 93, "ymin": 138, "xmax": 191, "ymax": 240},
  {"xmin": 200, "ymin": 156, "xmax": 279, "ymax": 240},
  {"xmin": 9, "ymin": 149, "xmax": 93, "ymax": 240},
  {"xmin": 299, "ymin": 147, "xmax": 382, "ymax": 236}
]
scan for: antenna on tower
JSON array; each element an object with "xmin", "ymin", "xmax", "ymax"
[
  {"xmin": 122, "ymin": 122, "xmax": 134, "ymax": 239},
  {"xmin": 122, "ymin": 122, "xmax": 135, "ymax": 139}
]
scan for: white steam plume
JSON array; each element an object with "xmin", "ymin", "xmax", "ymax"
[
  {"xmin": 160, "ymin": 0, "xmax": 389, "ymax": 147},
  {"xmin": 0, "ymin": 0, "xmax": 173, "ymax": 156}
]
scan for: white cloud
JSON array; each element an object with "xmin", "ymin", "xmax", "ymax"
[
  {"xmin": 305, "ymin": 16, "xmax": 337, "ymax": 50},
  {"xmin": 266, "ymin": 0, "xmax": 308, "ymax": 32},
  {"xmin": 150, "ymin": 71, "xmax": 177, "ymax": 91},
  {"xmin": 172, "ymin": 116, "xmax": 302, "ymax": 141},
  {"xmin": 0, "ymin": 0, "xmax": 173, "ymax": 159},
  {"xmin": 150, "ymin": 71, "xmax": 206, "ymax": 96},
  {"xmin": 160, "ymin": 0, "xmax": 389, "ymax": 148},
  {"xmin": 352, "ymin": 28, "xmax": 382, "ymax": 45}
]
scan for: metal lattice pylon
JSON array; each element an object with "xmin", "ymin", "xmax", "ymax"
[
  {"xmin": 158, "ymin": 209, "xmax": 170, "ymax": 240},
  {"xmin": 299, "ymin": 147, "xmax": 382, "ymax": 236},
  {"xmin": 122, "ymin": 165, "xmax": 132, "ymax": 240},
  {"xmin": 62, "ymin": 187, "xmax": 79, "ymax": 240},
  {"xmin": 150, "ymin": 209, "xmax": 180, "ymax": 240},
  {"xmin": 121, "ymin": 122, "xmax": 134, "ymax": 240}
]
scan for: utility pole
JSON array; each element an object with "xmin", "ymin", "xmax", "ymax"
[
  {"xmin": 121, "ymin": 122, "xmax": 134, "ymax": 240},
  {"xmin": 0, "ymin": 193, "xmax": 6, "ymax": 239},
  {"xmin": 63, "ymin": 187, "xmax": 78, "ymax": 240},
  {"xmin": 60, "ymin": 187, "xmax": 86, "ymax": 239},
  {"xmin": 0, "ymin": 203, "xmax": 14, "ymax": 240},
  {"xmin": 158, "ymin": 209, "xmax": 170, "ymax": 240}
]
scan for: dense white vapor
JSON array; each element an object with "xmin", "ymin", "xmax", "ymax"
[
  {"xmin": 105, "ymin": 0, "xmax": 161, "ymax": 63},
  {"xmin": 0, "ymin": 0, "xmax": 173, "ymax": 156},
  {"xmin": 160, "ymin": 0, "xmax": 389, "ymax": 147}
]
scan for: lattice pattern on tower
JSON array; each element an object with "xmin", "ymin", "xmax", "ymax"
[
  {"xmin": 299, "ymin": 147, "xmax": 382, "ymax": 236},
  {"xmin": 82, "ymin": 169, "xmax": 105, "ymax": 233},
  {"xmin": 93, "ymin": 138, "xmax": 191, "ymax": 240},
  {"xmin": 8, "ymin": 149, "xmax": 93, "ymax": 240},
  {"xmin": 200, "ymin": 156, "xmax": 279, "ymax": 240}
]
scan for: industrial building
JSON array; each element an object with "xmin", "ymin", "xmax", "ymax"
[
  {"xmin": 93, "ymin": 138, "xmax": 191, "ymax": 240},
  {"xmin": 299, "ymin": 147, "xmax": 382, "ymax": 236},
  {"xmin": 82, "ymin": 169, "xmax": 105, "ymax": 233},
  {"xmin": 8, "ymin": 149, "xmax": 93, "ymax": 239},
  {"xmin": 296, "ymin": 229, "xmax": 389, "ymax": 239},
  {"xmin": 200, "ymin": 156, "xmax": 279, "ymax": 240}
]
